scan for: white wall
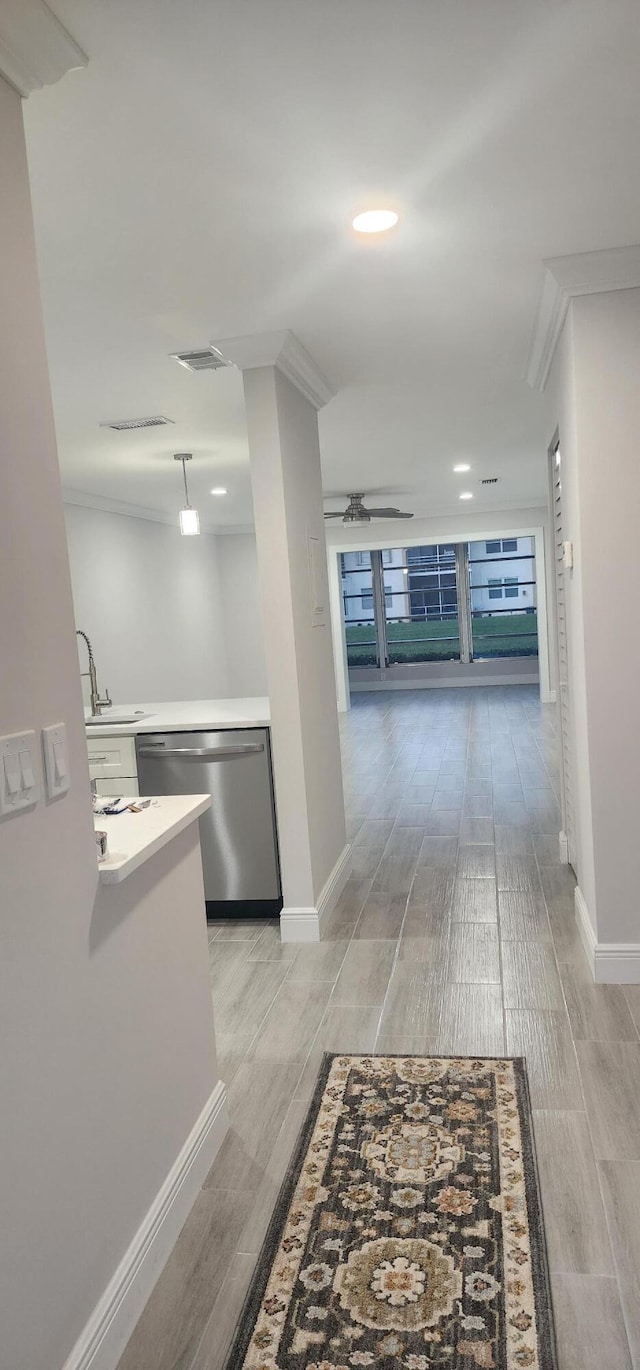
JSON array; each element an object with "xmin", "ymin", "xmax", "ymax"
[
  {"xmin": 0, "ymin": 75, "xmax": 221, "ymax": 1370},
  {"xmin": 216, "ymin": 531, "xmax": 268, "ymax": 695},
  {"xmin": 64, "ymin": 503, "xmax": 230, "ymax": 704},
  {"xmin": 546, "ymin": 289, "xmax": 640, "ymax": 948},
  {"xmin": 545, "ymin": 317, "xmax": 596, "ymax": 926}
]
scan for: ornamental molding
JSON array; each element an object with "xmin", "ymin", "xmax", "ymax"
[
  {"xmin": 526, "ymin": 243, "xmax": 640, "ymax": 391},
  {"xmin": 0, "ymin": 0, "xmax": 86, "ymax": 97},
  {"xmin": 210, "ymin": 330, "xmax": 334, "ymax": 409}
]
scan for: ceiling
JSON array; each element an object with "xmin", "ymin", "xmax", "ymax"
[{"xmin": 22, "ymin": 0, "xmax": 640, "ymax": 530}]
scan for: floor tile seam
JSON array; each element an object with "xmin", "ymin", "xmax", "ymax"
[
  {"xmin": 232, "ymin": 957, "xmax": 302, "ymax": 1065},
  {"xmin": 185, "ymin": 1245, "xmax": 258, "ymax": 1370},
  {"xmin": 533, "ymin": 839, "xmax": 627, "ymax": 1316},
  {"xmin": 494, "ymin": 861, "xmax": 510, "ymax": 1052},
  {"xmin": 621, "ymin": 987, "xmax": 640, "ymax": 1043},
  {"xmin": 372, "ymin": 865, "xmax": 424, "ymax": 1049},
  {"xmin": 326, "ymin": 935, "xmax": 386, "ymax": 1009},
  {"xmin": 591, "ymin": 1163, "xmax": 640, "ymax": 1367},
  {"xmin": 286, "ymin": 934, "xmax": 357, "ymax": 1097},
  {"xmin": 210, "ymin": 941, "xmax": 282, "ymax": 1009}
]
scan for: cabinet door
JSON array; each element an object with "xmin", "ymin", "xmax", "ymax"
[
  {"xmin": 93, "ymin": 776, "xmax": 139, "ymax": 798},
  {"xmin": 86, "ymin": 734, "xmax": 137, "ymax": 779}
]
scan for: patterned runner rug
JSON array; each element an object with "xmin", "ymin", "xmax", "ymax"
[{"xmin": 226, "ymin": 1055, "xmax": 556, "ymax": 1370}]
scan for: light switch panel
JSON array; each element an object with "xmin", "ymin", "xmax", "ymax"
[
  {"xmin": 42, "ymin": 723, "xmax": 70, "ymax": 799},
  {"xmin": 0, "ymin": 731, "xmax": 40, "ymax": 816}
]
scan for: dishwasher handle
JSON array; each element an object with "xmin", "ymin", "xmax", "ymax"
[{"xmin": 137, "ymin": 743, "xmax": 264, "ymax": 761}]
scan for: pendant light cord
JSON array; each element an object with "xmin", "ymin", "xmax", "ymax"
[{"xmin": 181, "ymin": 456, "xmax": 190, "ymax": 507}]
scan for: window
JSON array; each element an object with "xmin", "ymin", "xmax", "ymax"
[
  {"xmin": 485, "ymin": 538, "xmax": 518, "ymax": 555},
  {"xmin": 341, "ymin": 537, "xmax": 538, "ymax": 671}
]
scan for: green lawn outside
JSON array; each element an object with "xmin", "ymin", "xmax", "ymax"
[{"xmin": 346, "ymin": 613, "xmax": 538, "ymax": 666}]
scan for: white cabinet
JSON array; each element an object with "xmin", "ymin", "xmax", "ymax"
[{"xmin": 87, "ymin": 734, "xmax": 139, "ymax": 797}]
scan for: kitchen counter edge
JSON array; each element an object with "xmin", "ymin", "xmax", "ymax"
[
  {"xmin": 85, "ymin": 697, "xmax": 271, "ymax": 737},
  {"xmin": 96, "ymin": 794, "xmax": 212, "ymax": 884}
]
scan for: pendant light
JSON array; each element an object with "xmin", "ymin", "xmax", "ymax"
[{"xmin": 174, "ymin": 453, "xmax": 200, "ymax": 535}]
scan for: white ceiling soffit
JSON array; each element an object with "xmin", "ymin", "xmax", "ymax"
[
  {"xmin": 210, "ymin": 330, "xmax": 334, "ymax": 410},
  {"xmin": 0, "ymin": 0, "xmax": 86, "ymax": 98},
  {"xmin": 526, "ymin": 243, "xmax": 640, "ymax": 392}
]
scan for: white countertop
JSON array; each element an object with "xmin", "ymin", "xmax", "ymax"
[
  {"xmin": 95, "ymin": 794, "xmax": 211, "ymax": 884},
  {"xmin": 85, "ymin": 697, "xmax": 270, "ymax": 737}
]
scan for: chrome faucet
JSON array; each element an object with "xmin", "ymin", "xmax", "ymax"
[{"xmin": 76, "ymin": 630, "xmax": 112, "ymax": 717}]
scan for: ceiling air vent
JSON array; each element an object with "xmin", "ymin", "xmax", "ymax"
[
  {"xmin": 170, "ymin": 346, "xmax": 231, "ymax": 373},
  {"xmin": 99, "ymin": 415, "xmax": 174, "ymax": 431},
  {"xmin": 480, "ymin": 477, "xmax": 500, "ymax": 485}
]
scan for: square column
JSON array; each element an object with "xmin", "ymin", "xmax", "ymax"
[{"xmin": 215, "ymin": 332, "xmax": 350, "ymax": 941}]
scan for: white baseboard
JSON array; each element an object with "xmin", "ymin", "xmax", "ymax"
[
  {"xmin": 63, "ymin": 1080, "xmax": 229, "ymax": 1370},
  {"xmin": 280, "ymin": 843, "xmax": 352, "ymax": 943},
  {"xmin": 349, "ymin": 674, "xmax": 540, "ymax": 692},
  {"xmin": 574, "ymin": 886, "xmax": 640, "ymax": 983},
  {"xmin": 575, "ymin": 886, "xmax": 597, "ymax": 977},
  {"xmin": 558, "ymin": 830, "xmax": 569, "ymax": 864}
]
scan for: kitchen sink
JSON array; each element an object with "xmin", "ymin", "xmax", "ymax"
[{"xmin": 85, "ymin": 711, "xmax": 151, "ymax": 726}]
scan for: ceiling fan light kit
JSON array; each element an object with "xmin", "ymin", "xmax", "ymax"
[{"xmin": 324, "ymin": 494, "xmax": 414, "ymax": 525}]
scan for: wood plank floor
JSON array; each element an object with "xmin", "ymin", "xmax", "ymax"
[{"xmin": 117, "ymin": 685, "xmax": 639, "ymax": 1370}]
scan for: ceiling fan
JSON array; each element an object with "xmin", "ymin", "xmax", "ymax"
[{"xmin": 323, "ymin": 493, "xmax": 414, "ymax": 524}]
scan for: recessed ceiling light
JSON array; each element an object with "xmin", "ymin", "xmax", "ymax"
[
  {"xmin": 453, "ymin": 463, "xmax": 471, "ymax": 473},
  {"xmin": 352, "ymin": 209, "xmax": 399, "ymax": 234},
  {"xmin": 210, "ymin": 487, "xmax": 228, "ymax": 496},
  {"xmin": 459, "ymin": 491, "xmax": 474, "ymax": 500}
]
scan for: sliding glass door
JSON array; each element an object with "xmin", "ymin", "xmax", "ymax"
[
  {"xmin": 340, "ymin": 550, "xmax": 381, "ymax": 668},
  {"xmin": 340, "ymin": 535, "xmax": 539, "ymax": 676},
  {"xmin": 468, "ymin": 537, "xmax": 538, "ymax": 659},
  {"xmin": 384, "ymin": 545, "xmax": 461, "ymax": 663}
]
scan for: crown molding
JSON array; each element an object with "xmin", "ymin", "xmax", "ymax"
[
  {"xmin": 210, "ymin": 329, "xmax": 334, "ymax": 409},
  {"xmin": 61, "ymin": 487, "xmax": 253, "ymax": 536},
  {"xmin": 0, "ymin": 0, "xmax": 87, "ymax": 98},
  {"xmin": 526, "ymin": 243, "xmax": 640, "ymax": 392}
]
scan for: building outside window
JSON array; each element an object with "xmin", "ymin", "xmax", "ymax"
[{"xmin": 485, "ymin": 538, "xmax": 518, "ymax": 555}]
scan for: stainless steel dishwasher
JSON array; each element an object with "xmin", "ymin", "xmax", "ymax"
[{"xmin": 136, "ymin": 729, "xmax": 282, "ymax": 919}]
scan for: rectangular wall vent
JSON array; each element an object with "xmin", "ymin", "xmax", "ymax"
[
  {"xmin": 99, "ymin": 415, "xmax": 174, "ymax": 431},
  {"xmin": 170, "ymin": 346, "xmax": 231, "ymax": 373},
  {"xmin": 480, "ymin": 477, "xmax": 499, "ymax": 485}
]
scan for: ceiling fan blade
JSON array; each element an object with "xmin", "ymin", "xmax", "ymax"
[
  {"xmin": 367, "ymin": 508, "xmax": 414, "ymax": 519},
  {"xmin": 323, "ymin": 511, "xmax": 346, "ymax": 518}
]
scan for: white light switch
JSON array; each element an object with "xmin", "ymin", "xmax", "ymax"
[
  {"xmin": 0, "ymin": 731, "xmax": 40, "ymax": 815},
  {"xmin": 42, "ymin": 723, "xmax": 70, "ymax": 799}
]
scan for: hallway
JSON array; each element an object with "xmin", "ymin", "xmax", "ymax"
[{"xmin": 118, "ymin": 686, "xmax": 640, "ymax": 1370}]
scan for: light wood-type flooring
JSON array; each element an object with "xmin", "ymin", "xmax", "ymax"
[{"xmin": 118, "ymin": 686, "xmax": 640, "ymax": 1370}]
